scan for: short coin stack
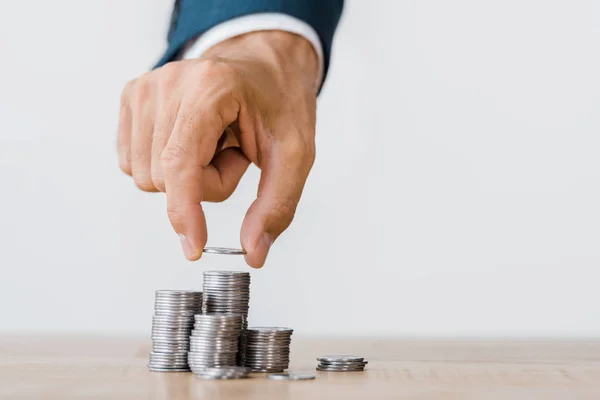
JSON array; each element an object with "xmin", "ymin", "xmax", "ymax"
[
  {"xmin": 195, "ymin": 366, "xmax": 249, "ymax": 380},
  {"xmin": 243, "ymin": 327, "xmax": 293, "ymax": 372},
  {"xmin": 188, "ymin": 314, "xmax": 244, "ymax": 374},
  {"xmin": 316, "ymin": 355, "xmax": 368, "ymax": 372},
  {"xmin": 148, "ymin": 290, "xmax": 203, "ymax": 372},
  {"xmin": 202, "ymin": 271, "xmax": 251, "ymax": 365}
]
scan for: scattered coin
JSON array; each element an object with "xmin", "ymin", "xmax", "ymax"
[
  {"xmin": 195, "ymin": 366, "xmax": 249, "ymax": 380},
  {"xmin": 268, "ymin": 372, "xmax": 316, "ymax": 380}
]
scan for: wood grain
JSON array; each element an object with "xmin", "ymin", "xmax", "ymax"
[{"xmin": 1, "ymin": 336, "xmax": 599, "ymax": 399}]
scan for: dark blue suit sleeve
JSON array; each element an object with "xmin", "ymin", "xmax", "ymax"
[{"xmin": 156, "ymin": 0, "xmax": 344, "ymax": 85}]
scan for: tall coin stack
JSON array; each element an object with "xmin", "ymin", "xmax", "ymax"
[
  {"xmin": 148, "ymin": 290, "xmax": 203, "ymax": 372},
  {"xmin": 243, "ymin": 327, "xmax": 293, "ymax": 372},
  {"xmin": 202, "ymin": 271, "xmax": 251, "ymax": 365},
  {"xmin": 188, "ymin": 314, "xmax": 244, "ymax": 374}
]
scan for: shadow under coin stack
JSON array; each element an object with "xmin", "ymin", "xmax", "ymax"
[
  {"xmin": 148, "ymin": 290, "xmax": 203, "ymax": 372},
  {"xmin": 188, "ymin": 314, "xmax": 243, "ymax": 373},
  {"xmin": 202, "ymin": 271, "xmax": 251, "ymax": 365},
  {"xmin": 316, "ymin": 355, "xmax": 368, "ymax": 372},
  {"xmin": 243, "ymin": 327, "xmax": 293, "ymax": 372}
]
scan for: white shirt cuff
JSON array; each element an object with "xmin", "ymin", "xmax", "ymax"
[{"xmin": 180, "ymin": 13, "xmax": 324, "ymax": 90}]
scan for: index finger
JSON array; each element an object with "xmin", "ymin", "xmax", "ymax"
[{"xmin": 161, "ymin": 104, "xmax": 231, "ymax": 260}]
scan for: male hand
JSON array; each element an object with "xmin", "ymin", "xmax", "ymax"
[{"xmin": 118, "ymin": 32, "xmax": 319, "ymax": 268}]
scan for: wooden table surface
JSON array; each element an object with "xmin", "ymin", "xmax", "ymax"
[{"xmin": 1, "ymin": 336, "xmax": 600, "ymax": 399}]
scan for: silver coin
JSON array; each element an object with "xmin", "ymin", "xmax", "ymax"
[
  {"xmin": 189, "ymin": 345, "xmax": 239, "ymax": 351},
  {"xmin": 148, "ymin": 367, "xmax": 190, "ymax": 372},
  {"xmin": 195, "ymin": 374, "xmax": 248, "ymax": 380},
  {"xmin": 196, "ymin": 366, "xmax": 248, "ymax": 374},
  {"xmin": 188, "ymin": 353, "xmax": 238, "ymax": 359},
  {"xmin": 204, "ymin": 270, "xmax": 249, "ymax": 275},
  {"xmin": 148, "ymin": 363, "xmax": 189, "ymax": 369},
  {"xmin": 203, "ymin": 277, "xmax": 250, "ymax": 281},
  {"xmin": 188, "ymin": 358, "xmax": 238, "ymax": 363},
  {"xmin": 316, "ymin": 366, "xmax": 365, "ymax": 372},
  {"xmin": 188, "ymin": 354, "xmax": 238, "ymax": 359},
  {"xmin": 244, "ymin": 348, "xmax": 290, "ymax": 353},
  {"xmin": 203, "ymin": 247, "xmax": 246, "ymax": 255},
  {"xmin": 149, "ymin": 358, "xmax": 189, "ymax": 363},
  {"xmin": 149, "ymin": 351, "xmax": 188, "ymax": 356},
  {"xmin": 248, "ymin": 368, "xmax": 287, "ymax": 373},
  {"xmin": 268, "ymin": 373, "xmax": 315, "ymax": 381},
  {"xmin": 194, "ymin": 315, "xmax": 243, "ymax": 322},
  {"xmin": 192, "ymin": 323, "xmax": 243, "ymax": 328},
  {"xmin": 152, "ymin": 347, "xmax": 190, "ymax": 353},
  {"xmin": 152, "ymin": 318, "xmax": 195, "ymax": 324},
  {"xmin": 155, "ymin": 289, "xmax": 202, "ymax": 295},
  {"xmin": 149, "ymin": 354, "xmax": 188, "ymax": 358},
  {"xmin": 151, "ymin": 325, "xmax": 194, "ymax": 330},
  {"xmin": 317, "ymin": 355, "xmax": 364, "ymax": 362},
  {"xmin": 318, "ymin": 361, "xmax": 368, "ymax": 366},
  {"xmin": 152, "ymin": 344, "xmax": 190, "ymax": 349},
  {"xmin": 188, "ymin": 348, "xmax": 239, "ymax": 353},
  {"xmin": 247, "ymin": 327, "xmax": 293, "ymax": 332},
  {"xmin": 153, "ymin": 314, "xmax": 197, "ymax": 319}
]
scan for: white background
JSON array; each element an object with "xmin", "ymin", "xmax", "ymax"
[{"xmin": 0, "ymin": 0, "xmax": 598, "ymax": 337}]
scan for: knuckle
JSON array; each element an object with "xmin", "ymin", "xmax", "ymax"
[
  {"xmin": 282, "ymin": 134, "xmax": 316, "ymax": 170},
  {"xmin": 270, "ymin": 198, "xmax": 298, "ymax": 226},
  {"xmin": 133, "ymin": 173, "xmax": 156, "ymax": 192},
  {"xmin": 160, "ymin": 61, "xmax": 180, "ymax": 78},
  {"xmin": 157, "ymin": 62, "xmax": 180, "ymax": 93},
  {"xmin": 151, "ymin": 173, "xmax": 165, "ymax": 192},
  {"xmin": 197, "ymin": 58, "xmax": 236, "ymax": 82},
  {"xmin": 160, "ymin": 144, "xmax": 194, "ymax": 170},
  {"xmin": 166, "ymin": 205, "xmax": 187, "ymax": 224},
  {"xmin": 132, "ymin": 74, "xmax": 154, "ymax": 102}
]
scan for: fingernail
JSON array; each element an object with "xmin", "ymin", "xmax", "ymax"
[
  {"xmin": 256, "ymin": 233, "xmax": 273, "ymax": 261},
  {"xmin": 179, "ymin": 234, "xmax": 197, "ymax": 259}
]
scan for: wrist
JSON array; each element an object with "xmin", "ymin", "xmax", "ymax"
[{"xmin": 200, "ymin": 31, "xmax": 320, "ymax": 92}]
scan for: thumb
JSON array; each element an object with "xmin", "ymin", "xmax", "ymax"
[{"xmin": 241, "ymin": 137, "xmax": 315, "ymax": 268}]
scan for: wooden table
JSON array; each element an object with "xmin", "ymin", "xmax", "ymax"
[{"xmin": 1, "ymin": 336, "xmax": 600, "ymax": 399}]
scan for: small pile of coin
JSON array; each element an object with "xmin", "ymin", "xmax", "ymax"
[
  {"xmin": 195, "ymin": 366, "xmax": 249, "ymax": 380},
  {"xmin": 202, "ymin": 271, "xmax": 251, "ymax": 365},
  {"xmin": 316, "ymin": 355, "xmax": 368, "ymax": 372},
  {"xmin": 187, "ymin": 314, "xmax": 244, "ymax": 374},
  {"xmin": 148, "ymin": 290, "xmax": 203, "ymax": 372},
  {"xmin": 243, "ymin": 327, "xmax": 293, "ymax": 372}
]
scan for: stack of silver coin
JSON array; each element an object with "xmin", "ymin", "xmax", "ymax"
[
  {"xmin": 316, "ymin": 355, "xmax": 368, "ymax": 372},
  {"xmin": 194, "ymin": 366, "xmax": 249, "ymax": 380},
  {"xmin": 148, "ymin": 290, "xmax": 203, "ymax": 372},
  {"xmin": 187, "ymin": 314, "xmax": 244, "ymax": 374},
  {"xmin": 202, "ymin": 271, "xmax": 251, "ymax": 365},
  {"xmin": 243, "ymin": 327, "xmax": 293, "ymax": 372}
]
